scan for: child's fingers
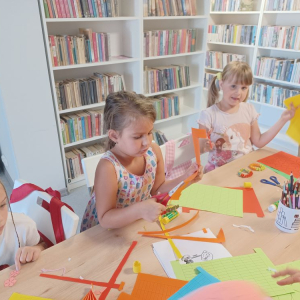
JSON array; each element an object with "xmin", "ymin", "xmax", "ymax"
[
  {"xmin": 276, "ymin": 274, "xmax": 300, "ymax": 286},
  {"xmin": 32, "ymin": 249, "xmax": 40, "ymax": 262},
  {"xmin": 272, "ymin": 268, "xmax": 299, "ymax": 278},
  {"xmin": 25, "ymin": 250, "xmax": 34, "ymax": 263},
  {"xmin": 14, "ymin": 248, "xmax": 22, "ymax": 271}
]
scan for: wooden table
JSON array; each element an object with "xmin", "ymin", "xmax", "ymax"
[{"xmin": 1, "ymin": 147, "xmax": 300, "ymax": 300}]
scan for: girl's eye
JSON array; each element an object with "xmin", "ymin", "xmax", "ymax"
[
  {"xmin": 148, "ymin": 132, "xmax": 153, "ymax": 135},
  {"xmin": 242, "ymin": 87, "xmax": 248, "ymax": 90},
  {"xmin": 0, "ymin": 203, "xmax": 6, "ymax": 208},
  {"xmin": 134, "ymin": 136, "xmax": 142, "ymax": 139},
  {"xmin": 231, "ymin": 85, "xmax": 236, "ymax": 88}
]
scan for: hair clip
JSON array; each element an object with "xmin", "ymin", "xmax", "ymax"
[{"xmin": 216, "ymin": 72, "xmax": 222, "ymax": 80}]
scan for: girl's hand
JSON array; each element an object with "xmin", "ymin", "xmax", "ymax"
[
  {"xmin": 184, "ymin": 163, "xmax": 204, "ymax": 182},
  {"xmin": 15, "ymin": 245, "xmax": 42, "ymax": 271},
  {"xmin": 140, "ymin": 198, "xmax": 165, "ymax": 222},
  {"xmin": 281, "ymin": 103, "xmax": 298, "ymax": 122},
  {"xmin": 272, "ymin": 268, "xmax": 300, "ymax": 286}
]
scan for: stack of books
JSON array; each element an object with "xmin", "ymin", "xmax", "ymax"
[
  {"xmin": 211, "ymin": 0, "xmax": 254, "ymax": 11},
  {"xmin": 65, "ymin": 142, "xmax": 105, "ymax": 181},
  {"xmin": 204, "ymin": 71, "xmax": 220, "ymax": 89},
  {"xmin": 43, "ymin": 0, "xmax": 119, "ymax": 18},
  {"xmin": 144, "ymin": 29, "xmax": 197, "ymax": 57},
  {"xmin": 208, "ymin": 24, "xmax": 257, "ymax": 45},
  {"xmin": 259, "ymin": 26, "xmax": 300, "ymax": 50},
  {"xmin": 143, "ymin": 0, "xmax": 197, "ymax": 17},
  {"xmin": 60, "ymin": 109, "xmax": 104, "ymax": 145},
  {"xmin": 251, "ymin": 82, "xmax": 300, "ymax": 107},
  {"xmin": 152, "ymin": 130, "xmax": 168, "ymax": 146},
  {"xmin": 255, "ymin": 56, "xmax": 300, "ymax": 83},
  {"xmin": 49, "ymin": 28, "xmax": 112, "ymax": 67},
  {"xmin": 144, "ymin": 65, "xmax": 190, "ymax": 94},
  {"xmin": 55, "ymin": 72, "xmax": 126, "ymax": 111},
  {"xmin": 265, "ymin": 0, "xmax": 300, "ymax": 11},
  {"xmin": 205, "ymin": 51, "xmax": 246, "ymax": 69},
  {"xmin": 150, "ymin": 93, "xmax": 180, "ymax": 120}
]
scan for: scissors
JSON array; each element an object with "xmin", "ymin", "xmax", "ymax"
[{"xmin": 260, "ymin": 176, "xmax": 282, "ymax": 188}]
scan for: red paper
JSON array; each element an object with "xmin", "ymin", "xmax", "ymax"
[{"xmin": 258, "ymin": 151, "xmax": 300, "ymax": 178}]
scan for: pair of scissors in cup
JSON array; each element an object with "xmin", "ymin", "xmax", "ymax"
[{"xmin": 260, "ymin": 176, "xmax": 282, "ymax": 188}]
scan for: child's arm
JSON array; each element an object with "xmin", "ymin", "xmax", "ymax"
[
  {"xmin": 272, "ymin": 268, "xmax": 300, "ymax": 285},
  {"xmin": 95, "ymin": 159, "xmax": 165, "ymax": 229},
  {"xmin": 14, "ymin": 240, "xmax": 47, "ymax": 271},
  {"xmin": 251, "ymin": 103, "xmax": 297, "ymax": 148},
  {"xmin": 151, "ymin": 143, "xmax": 203, "ymax": 195}
]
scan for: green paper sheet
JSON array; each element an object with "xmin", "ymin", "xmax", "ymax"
[
  {"xmin": 262, "ymin": 164, "xmax": 291, "ymax": 180},
  {"xmin": 171, "ymin": 248, "xmax": 294, "ymax": 297},
  {"xmin": 169, "ymin": 183, "xmax": 243, "ymax": 217}
]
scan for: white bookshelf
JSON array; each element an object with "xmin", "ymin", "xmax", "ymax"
[
  {"xmin": 39, "ymin": 0, "xmax": 209, "ymax": 190},
  {"xmin": 203, "ymin": 0, "xmax": 299, "ymax": 156}
]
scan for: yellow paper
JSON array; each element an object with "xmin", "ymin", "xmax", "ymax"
[
  {"xmin": 284, "ymin": 95, "xmax": 300, "ymax": 145},
  {"xmin": 9, "ymin": 293, "xmax": 52, "ymax": 300}
]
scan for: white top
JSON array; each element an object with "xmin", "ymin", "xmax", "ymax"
[
  {"xmin": 0, "ymin": 213, "xmax": 40, "ymax": 266},
  {"xmin": 198, "ymin": 102, "xmax": 259, "ymax": 169}
]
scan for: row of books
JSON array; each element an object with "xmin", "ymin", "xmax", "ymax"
[
  {"xmin": 66, "ymin": 143, "xmax": 105, "ymax": 180},
  {"xmin": 203, "ymin": 71, "xmax": 220, "ymax": 88},
  {"xmin": 207, "ymin": 24, "xmax": 257, "ymax": 45},
  {"xmin": 254, "ymin": 56, "xmax": 300, "ymax": 84},
  {"xmin": 55, "ymin": 72, "xmax": 125, "ymax": 111},
  {"xmin": 151, "ymin": 93, "xmax": 180, "ymax": 120},
  {"xmin": 144, "ymin": 29, "xmax": 197, "ymax": 58},
  {"xmin": 205, "ymin": 51, "xmax": 246, "ymax": 70},
  {"xmin": 144, "ymin": 65, "xmax": 190, "ymax": 94},
  {"xmin": 49, "ymin": 28, "xmax": 111, "ymax": 67},
  {"xmin": 265, "ymin": 0, "xmax": 300, "ymax": 11},
  {"xmin": 259, "ymin": 26, "xmax": 300, "ymax": 50},
  {"xmin": 143, "ymin": 0, "xmax": 197, "ymax": 17},
  {"xmin": 60, "ymin": 109, "xmax": 104, "ymax": 145},
  {"xmin": 210, "ymin": 0, "xmax": 254, "ymax": 11},
  {"xmin": 152, "ymin": 130, "xmax": 168, "ymax": 146},
  {"xmin": 250, "ymin": 82, "xmax": 300, "ymax": 107},
  {"xmin": 43, "ymin": 0, "xmax": 119, "ymax": 18}
]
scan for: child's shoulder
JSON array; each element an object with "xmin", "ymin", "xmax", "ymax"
[{"xmin": 9, "ymin": 213, "xmax": 37, "ymax": 228}]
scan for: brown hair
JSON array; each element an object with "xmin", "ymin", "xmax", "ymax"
[
  {"xmin": 104, "ymin": 91, "xmax": 156, "ymax": 150},
  {"xmin": 207, "ymin": 61, "xmax": 253, "ymax": 107},
  {"xmin": 0, "ymin": 180, "xmax": 20, "ymax": 247}
]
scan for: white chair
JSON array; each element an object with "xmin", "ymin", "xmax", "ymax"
[
  {"xmin": 81, "ymin": 153, "xmax": 104, "ymax": 194},
  {"xmin": 10, "ymin": 179, "xmax": 79, "ymax": 245}
]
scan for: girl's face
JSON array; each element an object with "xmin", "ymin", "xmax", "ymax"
[
  {"xmin": 0, "ymin": 185, "xmax": 8, "ymax": 235},
  {"xmin": 220, "ymin": 77, "xmax": 249, "ymax": 107},
  {"xmin": 112, "ymin": 116, "xmax": 154, "ymax": 157}
]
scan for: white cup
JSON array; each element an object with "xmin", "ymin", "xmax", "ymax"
[{"xmin": 275, "ymin": 201, "xmax": 300, "ymax": 233}]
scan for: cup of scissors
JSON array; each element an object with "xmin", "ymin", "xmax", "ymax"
[{"xmin": 260, "ymin": 176, "xmax": 282, "ymax": 188}]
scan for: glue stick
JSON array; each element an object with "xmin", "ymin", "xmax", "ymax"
[{"xmin": 268, "ymin": 200, "xmax": 279, "ymax": 213}]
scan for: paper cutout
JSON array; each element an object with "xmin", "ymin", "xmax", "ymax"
[
  {"xmin": 170, "ymin": 184, "xmax": 243, "ymax": 217},
  {"xmin": 228, "ymin": 187, "xmax": 264, "ymax": 217},
  {"xmin": 117, "ymin": 273, "xmax": 187, "ymax": 300},
  {"xmin": 284, "ymin": 95, "xmax": 300, "ymax": 145},
  {"xmin": 139, "ymin": 211, "xmax": 199, "ymax": 235},
  {"xmin": 4, "ymin": 270, "xmax": 19, "ymax": 287},
  {"xmin": 83, "ymin": 289, "xmax": 97, "ymax": 300},
  {"xmin": 168, "ymin": 267, "xmax": 220, "ymax": 300},
  {"xmin": 159, "ymin": 216, "xmax": 183, "ymax": 259},
  {"xmin": 9, "ymin": 293, "xmax": 52, "ymax": 300},
  {"xmin": 258, "ymin": 151, "xmax": 300, "ymax": 179},
  {"xmin": 171, "ymin": 248, "xmax": 294, "ymax": 297},
  {"xmin": 232, "ymin": 224, "xmax": 255, "ymax": 232},
  {"xmin": 98, "ymin": 241, "xmax": 137, "ymax": 299}
]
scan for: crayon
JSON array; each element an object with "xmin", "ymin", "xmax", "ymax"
[{"xmin": 290, "ymin": 172, "xmax": 294, "ymax": 194}]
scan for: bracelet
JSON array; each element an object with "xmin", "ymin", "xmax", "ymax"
[
  {"xmin": 238, "ymin": 168, "xmax": 253, "ymax": 178},
  {"xmin": 249, "ymin": 163, "xmax": 266, "ymax": 171}
]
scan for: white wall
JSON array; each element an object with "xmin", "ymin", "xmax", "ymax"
[{"xmin": 0, "ymin": 0, "xmax": 66, "ymax": 190}]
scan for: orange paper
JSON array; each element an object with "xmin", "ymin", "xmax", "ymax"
[
  {"xmin": 117, "ymin": 273, "xmax": 187, "ymax": 300},
  {"xmin": 258, "ymin": 151, "xmax": 300, "ymax": 178}
]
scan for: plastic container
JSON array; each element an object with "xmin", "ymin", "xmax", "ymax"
[{"xmin": 275, "ymin": 201, "xmax": 300, "ymax": 233}]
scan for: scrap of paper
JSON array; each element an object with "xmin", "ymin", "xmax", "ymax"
[
  {"xmin": 284, "ymin": 95, "xmax": 300, "ymax": 145},
  {"xmin": 9, "ymin": 293, "xmax": 52, "ymax": 300},
  {"xmin": 168, "ymin": 267, "xmax": 220, "ymax": 300},
  {"xmin": 171, "ymin": 248, "xmax": 294, "ymax": 297},
  {"xmin": 258, "ymin": 152, "xmax": 300, "ymax": 178},
  {"xmin": 170, "ymin": 184, "xmax": 243, "ymax": 217},
  {"xmin": 4, "ymin": 270, "xmax": 19, "ymax": 287},
  {"xmin": 117, "ymin": 273, "xmax": 187, "ymax": 300}
]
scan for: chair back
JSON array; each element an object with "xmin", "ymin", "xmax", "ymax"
[{"xmin": 10, "ymin": 179, "xmax": 79, "ymax": 245}]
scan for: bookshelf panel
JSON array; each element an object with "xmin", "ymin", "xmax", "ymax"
[
  {"xmin": 209, "ymin": 13, "xmax": 260, "ymax": 25},
  {"xmin": 262, "ymin": 12, "xmax": 300, "ymax": 26}
]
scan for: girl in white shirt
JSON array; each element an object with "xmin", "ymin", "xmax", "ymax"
[{"xmin": 0, "ymin": 181, "xmax": 46, "ymax": 270}]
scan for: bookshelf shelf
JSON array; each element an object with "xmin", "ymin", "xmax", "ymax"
[
  {"xmin": 46, "ymin": 17, "xmax": 139, "ymax": 22},
  {"xmin": 205, "ymin": 67, "xmax": 222, "ymax": 72},
  {"xmin": 253, "ymin": 76, "xmax": 300, "ymax": 88},
  {"xmin": 64, "ymin": 134, "xmax": 107, "ymax": 149},
  {"xmin": 210, "ymin": 11, "xmax": 260, "ymax": 14},
  {"xmin": 263, "ymin": 11, "xmax": 300, "ymax": 14},
  {"xmin": 143, "ymin": 51, "xmax": 204, "ymax": 61},
  {"xmin": 144, "ymin": 15, "xmax": 207, "ymax": 20},
  {"xmin": 52, "ymin": 57, "xmax": 139, "ymax": 71},
  {"xmin": 154, "ymin": 106, "xmax": 200, "ymax": 125},
  {"xmin": 257, "ymin": 46, "xmax": 300, "ymax": 53},
  {"xmin": 145, "ymin": 82, "xmax": 201, "ymax": 97},
  {"xmin": 59, "ymin": 103, "xmax": 105, "ymax": 115},
  {"xmin": 208, "ymin": 42, "xmax": 255, "ymax": 48},
  {"xmin": 248, "ymin": 100, "xmax": 285, "ymax": 111}
]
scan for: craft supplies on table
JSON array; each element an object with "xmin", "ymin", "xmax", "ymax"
[{"xmin": 260, "ymin": 176, "xmax": 282, "ymax": 188}]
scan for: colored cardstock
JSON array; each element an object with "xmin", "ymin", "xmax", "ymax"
[{"xmin": 284, "ymin": 95, "xmax": 300, "ymax": 145}]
